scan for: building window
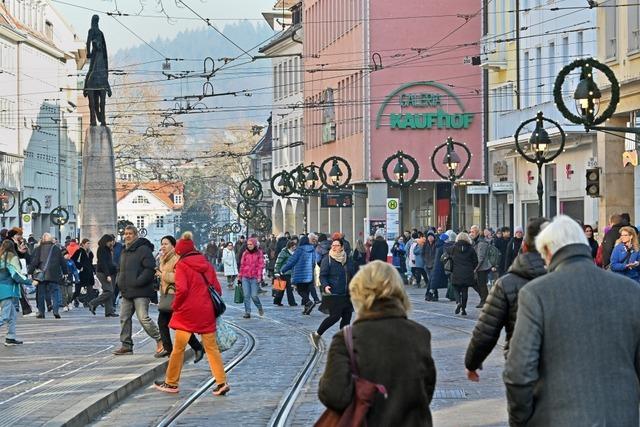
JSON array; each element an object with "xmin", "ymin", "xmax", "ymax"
[
  {"xmin": 629, "ymin": 4, "xmax": 640, "ymax": 52},
  {"xmin": 605, "ymin": 1, "xmax": 617, "ymax": 59},
  {"xmin": 548, "ymin": 42, "xmax": 555, "ymax": 102},
  {"xmin": 156, "ymin": 215, "xmax": 164, "ymax": 228},
  {"xmin": 136, "ymin": 216, "xmax": 145, "ymax": 229},
  {"xmin": 535, "ymin": 46, "xmax": 542, "ymax": 104},
  {"xmin": 173, "ymin": 194, "xmax": 183, "ymax": 205},
  {"xmin": 132, "ymin": 195, "xmax": 149, "ymax": 204},
  {"xmin": 45, "ymin": 20, "xmax": 53, "ymax": 40},
  {"xmin": 262, "ymin": 162, "xmax": 271, "ymax": 181},
  {"xmin": 576, "ymin": 31, "xmax": 584, "ymax": 57},
  {"xmin": 523, "ymin": 51, "xmax": 529, "ymax": 108}
]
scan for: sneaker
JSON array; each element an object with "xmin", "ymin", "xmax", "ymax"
[
  {"xmin": 35, "ymin": 313, "xmax": 45, "ymax": 319},
  {"xmin": 461, "ymin": 309, "xmax": 468, "ymax": 316},
  {"xmin": 54, "ymin": 314, "xmax": 61, "ymax": 319},
  {"xmin": 4, "ymin": 338, "xmax": 23, "ymax": 346},
  {"xmin": 63, "ymin": 307, "xmax": 69, "ymax": 312},
  {"xmin": 310, "ymin": 332, "xmax": 321, "ymax": 350},
  {"xmin": 153, "ymin": 380, "xmax": 179, "ymax": 394},
  {"xmin": 258, "ymin": 308, "xmax": 264, "ymax": 316},
  {"xmin": 105, "ymin": 313, "xmax": 118, "ymax": 318},
  {"xmin": 67, "ymin": 304, "xmax": 74, "ymax": 311},
  {"xmin": 243, "ymin": 313, "xmax": 250, "ymax": 319},
  {"xmin": 212, "ymin": 383, "xmax": 230, "ymax": 396},
  {"xmin": 112, "ymin": 347, "xmax": 133, "ymax": 356},
  {"xmin": 23, "ymin": 312, "xmax": 36, "ymax": 317}
]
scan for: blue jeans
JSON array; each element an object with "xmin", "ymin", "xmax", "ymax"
[
  {"xmin": 241, "ymin": 277, "xmax": 263, "ymax": 314},
  {"xmin": 36, "ymin": 281, "xmax": 60, "ymax": 315},
  {"xmin": 0, "ymin": 298, "xmax": 17, "ymax": 340}
]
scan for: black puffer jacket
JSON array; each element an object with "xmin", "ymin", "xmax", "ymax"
[
  {"xmin": 464, "ymin": 251, "xmax": 546, "ymax": 371},
  {"xmin": 450, "ymin": 241, "xmax": 478, "ymax": 287},
  {"xmin": 118, "ymin": 238, "xmax": 156, "ymax": 299}
]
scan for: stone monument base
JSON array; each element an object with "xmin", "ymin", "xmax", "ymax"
[{"xmin": 81, "ymin": 126, "xmax": 117, "ymax": 250}]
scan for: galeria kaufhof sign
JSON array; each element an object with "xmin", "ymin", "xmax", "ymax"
[{"xmin": 376, "ymin": 81, "xmax": 474, "ymax": 130}]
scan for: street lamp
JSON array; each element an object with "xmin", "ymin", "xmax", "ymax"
[
  {"xmin": 0, "ymin": 188, "xmax": 16, "ymax": 227},
  {"xmin": 431, "ymin": 138, "xmax": 471, "ymax": 231},
  {"xmin": 382, "ymin": 151, "xmax": 419, "ymax": 236},
  {"xmin": 320, "ymin": 156, "xmax": 352, "ymax": 190},
  {"xmin": 514, "ymin": 111, "xmax": 565, "ymax": 217},
  {"xmin": 553, "ymin": 57, "xmax": 640, "ymax": 133},
  {"xmin": 304, "ymin": 162, "xmax": 322, "ymax": 191}
]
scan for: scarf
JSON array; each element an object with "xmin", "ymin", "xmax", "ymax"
[{"xmin": 329, "ymin": 249, "xmax": 347, "ymax": 265}]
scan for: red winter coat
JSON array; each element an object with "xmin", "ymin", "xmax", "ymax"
[
  {"xmin": 170, "ymin": 251, "xmax": 222, "ymax": 334},
  {"xmin": 238, "ymin": 249, "xmax": 264, "ymax": 280}
]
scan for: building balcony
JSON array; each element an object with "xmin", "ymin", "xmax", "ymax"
[{"xmin": 480, "ymin": 35, "xmax": 507, "ymax": 71}]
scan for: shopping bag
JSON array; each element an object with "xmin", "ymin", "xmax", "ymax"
[
  {"xmin": 234, "ymin": 284, "xmax": 244, "ymax": 304},
  {"xmin": 216, "ymin": 317, "xmax": 238, "ymax": 352},
  {"xmin": 273, "ymin": 277, "xmax": 287, "ymax": 291}
]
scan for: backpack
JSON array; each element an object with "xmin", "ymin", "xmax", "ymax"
[{"xmin": 487, "ymin": 244, "xmax": 502, "ymax": 268}]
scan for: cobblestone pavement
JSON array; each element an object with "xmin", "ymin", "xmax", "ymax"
[
  {"xmin": 0, "ymin": 280, "xmax": 510, "ymax": 426},
  {"xmin": 0, "ymin": 297, "xmax": 166, "ymax": 426}
]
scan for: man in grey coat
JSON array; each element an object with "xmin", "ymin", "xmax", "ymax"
[{"xmin": 503, "ymin": 215, "xmax": 640, "ymax": 426}]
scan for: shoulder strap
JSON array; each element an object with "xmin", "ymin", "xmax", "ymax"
[
  {"xmin": 42, "ymin": 245, "xmax": 54, "ymax": 270},
  {"xmin": 343, "ymin": 325, "xmax": 359, "ymax": 376}
]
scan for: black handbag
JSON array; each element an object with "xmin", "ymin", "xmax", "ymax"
[{"xmin": 201, "ymin": 272, "xmax": 226, "ymax": 317}]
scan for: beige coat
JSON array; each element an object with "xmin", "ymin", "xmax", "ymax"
[{"xmin": 159, "ymin": 250, "xmax": 178, "ymax": 295}]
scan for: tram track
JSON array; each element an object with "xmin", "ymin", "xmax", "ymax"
[
  {"xmin": 155, "ymin": 322, "xmax": 256, "ymax": 427},
  {"xmin": 155, "ymin": 309, "xmax": 325, "ymax": 427},
  {"xmin": 408, "ymin": 297, "xmax": 505, "ymax": 349}
]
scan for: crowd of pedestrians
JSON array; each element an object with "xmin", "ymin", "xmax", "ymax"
[{"xmin": 2, "ymin": 211, "xmax": 640, "ymax": 426}]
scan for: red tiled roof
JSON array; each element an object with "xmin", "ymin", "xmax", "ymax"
[{"xmin": 116, "ymin": 181, "xmax": 184, "ymax": 210}]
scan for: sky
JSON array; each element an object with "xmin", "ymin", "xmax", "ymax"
[{"xmin": 53, "ymin": 0, "xmax": 275, "ymax": 53}]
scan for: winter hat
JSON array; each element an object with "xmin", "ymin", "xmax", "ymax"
[
  {"xmin": 175, "ymin": 231, "xmax": 196, "ymax": 256},
  {"xmin": 445, "ymin": 230, "xmax": 457, "ymax": 242},
  {"xmin": 514, "ymin": 226, "xmax": 524, "ymax": 234},
  {"xmin": 426, "ymin": 230, "xmax": 435, "ymax": 238},
  {"xmin": 439, "ymin": 233, "xmax": 449, "ymax": 242}
]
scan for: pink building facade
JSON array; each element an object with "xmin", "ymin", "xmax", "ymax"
[{"xmin": 303, "ymin": 0, "xmax": 483, "ymax": 239}]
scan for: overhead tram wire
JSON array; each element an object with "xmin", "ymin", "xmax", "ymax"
[{"xmin": 109, "ymin": 14, "xmax": 168, "ymax": 60}]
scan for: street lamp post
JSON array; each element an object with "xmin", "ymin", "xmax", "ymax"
[
  {"xmin": 382, "ymin": 151, "xmax": 419, "ymax": 237},
  {"xmin": 514, "ymin": 111, "xmax": 566, "ymax": 218},
  {"xmin": 554, "ymin": 57, "xmax": 640, "ymax": 134},
  {"xmin": 431, "ymin": 138, "xmax": 471, "ymax": 232}
]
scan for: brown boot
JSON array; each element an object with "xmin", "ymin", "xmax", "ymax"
[{"xmin": 112, "ymin": 347, "xmax": 133, "ymax": 355}]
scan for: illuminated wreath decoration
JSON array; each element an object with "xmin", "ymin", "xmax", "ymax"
[
  {"xmin": 50, "ymin": 206, "xmax": 69, "ymax": 226},
  {"xmin": 382, "ymin": 151, "xmax": 420, "ymax": 188},
  {"xmin": 20, "ymin": 197, "xmax": 41, "ymax": 216},
  {"xmin": 553, "ymin": 57, "xmax": 620, "ymax": 126},
  {"xmin": 320, "ymin": 156, "xmax": 352, "ymax": 190}
]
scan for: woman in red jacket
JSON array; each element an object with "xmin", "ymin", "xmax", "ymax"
[{"xmin": 154, "ymin": 232, "xmax": 229, "ymax": 396}]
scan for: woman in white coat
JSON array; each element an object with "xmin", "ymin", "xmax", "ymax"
[{"xmin": 222, "ymin": 242, "xmax": 239, "ymax": 289}]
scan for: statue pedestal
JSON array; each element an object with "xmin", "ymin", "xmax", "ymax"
[{"xmin": 81, "ymin": 126, "xmax": 116, "ymax": 247}]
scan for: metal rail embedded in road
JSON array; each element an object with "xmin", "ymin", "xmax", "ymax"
[
  {"xmin": 268, "ymin": 336, "xmax": 324, "ymax": 427},
  {"xmin": 155, "ymin": 322, "xmax": 256, "ymax": 427}
]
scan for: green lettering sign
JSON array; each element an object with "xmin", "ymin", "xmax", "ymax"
[{"xmin": 376, "ymin": 81, "xmax": 475, "ymax": 130}]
